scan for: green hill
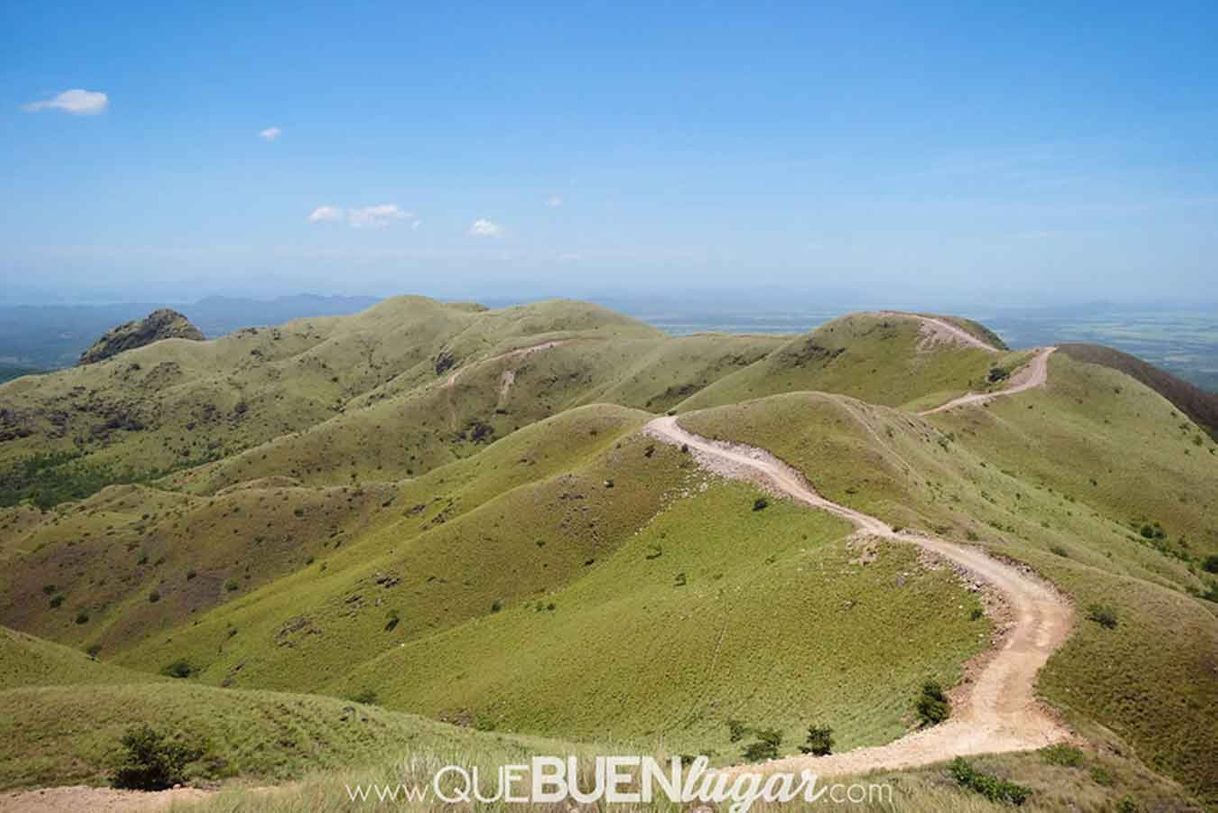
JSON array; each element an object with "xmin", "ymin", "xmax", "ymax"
[{"xmin": 1, "ymin": 297, "xmax": 1215, "ymax": 810}]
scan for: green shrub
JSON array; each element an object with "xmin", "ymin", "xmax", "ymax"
[
  {"xmin": 1090, "ymin": 765, "xmax": 1114, "ymax": 786},
  {"xmin": 49, "ymin": 593, "xmax": 64, "ymax": 608},
  {"xmin": 799, "ymin": 724, "xmax": 834, "ymax": 756},
  {"xmin": 752, "ymin": 497, "xmax": 769, "ymax": 511},
  {"xmin": 1040, "ymin": 743, "xmax": 1084, "ymax": 767},
  {"xmin": 916, "ymin": 681, "xmax": 950, "ymax": 725},
  {"xmin": 160, "ymin": 659, "xmax": 196, "ymax": 679},
  {"xmin": 1139, "ymin": 523, "xmax": 1165, "ymax": 540},
  {"xmin": 948, "ymin": 757, "xmax": 1031, "ymax": 805},
  {"xmin": 1116, "ymin": 796, "xmax": 1138, "ymax": 813},
  {"xmin": 74, "ymin": 610, "xmax": 90, "ymax": 625},
  {"xmin": 223, "ymin": 578, "xmax": 239, "ymax": 592},
  {"xmin": 727, "ymin": 719, "xmax": 749, "ymax": 743},
  {"xmin": 147, "ymin": 589, "xmax": 160, "ymax": 603},
  {"xmin": 1086, "ymin": 604, "xmax": 1118, "ymax": 629},
  {"xmin": 350, "ymin": 688, "xmax": 379, "ymax": 705},
  {"xmin": 1203, "ymin": 555, "xmax": 1218, "ymax": 574},
  {"xmin": 742, "ymin": 728, "xmax": 782, "ymax": 762},
  {"xmin": 490, "ymin": 599, "xmax": 503, "ymax": 613},
  {"xmin": 110, "ymin": 725, "xmax": 203, "ymax": 791}
]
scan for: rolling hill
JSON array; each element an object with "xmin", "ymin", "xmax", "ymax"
[{"xmin": 1, "ymin": 296, "xmax": 1215, "ymax": 811}]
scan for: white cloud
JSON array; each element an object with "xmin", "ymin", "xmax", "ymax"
[
  {"xmin": 348, "ymin": 204, "xmax": 412, "ymax": 228},
  {"xmin": 468, "ymin": 218, "xmax": 504, "ymax": 238},
  {"xmin": 259, "ymin": 126, "xmax": 282, "ymax": 141},
  {"xmin": 307, "ymin": 205, "xmax": 344, "ymax": 223},
  {"xmin": 545, "ymin": 195, "xmax": 563, "ymax": 208},
  {"xmin": 23, "ymin": 89, "xmax": 109, "ymax": 115}
]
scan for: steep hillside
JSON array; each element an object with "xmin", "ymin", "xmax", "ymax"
[
  {"xmin": 1059, "ymin": 341, "xmax": 1218, "ymax": 438},
  {"xmin": 678, "ymin": 312, "xmax": 1029, "ymax": 413}
]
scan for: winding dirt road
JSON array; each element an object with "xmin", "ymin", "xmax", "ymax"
[
  {"xmin": 644, "ymin": 415, "xmax": 1073, "ymax": 776},
  {"xmin": 920, "ymin": 347, "xmax": 1056, "ymax": 416}
]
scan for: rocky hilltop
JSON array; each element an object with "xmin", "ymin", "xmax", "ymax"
[{"xmin": 77, "ymin": 308, "xmax": 204, "ymax": 365}]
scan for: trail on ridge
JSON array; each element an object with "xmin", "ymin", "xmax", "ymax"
[
  {"xmin": 644, "ymin": 415, "xmax": 1073, "ymax": 777},
  {"xmin": 920, "ymin": 347, "xmax": 1056, "ymax": 416}
]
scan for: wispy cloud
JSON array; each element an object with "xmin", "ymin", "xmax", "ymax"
[
  {"xmin": 307, "ymin": 205, "xmax": 344, "ymax": 223},
  {"xmin": 348, "ymin": 204, "xmax": 412, "ymax": 228},
  {"xmin": 308, "ymin": 203, "xmax": 418, "ymax": 228},
  {"xmin": 23, "ymin": 89, "xmax": 109, "ymax": 115},
  {"xmin": 259, "ymin": 126, "xmax": 282, "ymax": 141},
  {"xmin": 468, "ymin": 218, "xmax": 504, "ymax": 238},
  {"xmin": 545, "ymin": 195, "xmax": 563, "ymax": 208}
]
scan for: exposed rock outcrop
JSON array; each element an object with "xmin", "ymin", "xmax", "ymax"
[{"xmin": 77, "ymin": 309, "xmax": 204, "ymax": 365}]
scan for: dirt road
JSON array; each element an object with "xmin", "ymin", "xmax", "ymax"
[
  {"xmin": 644, "ymin": 415, "xmax": 1073, "ymax": 776},
  {"xmin": 0, "ymin": 785, "xmax": 211, "ymax": 813},
  {"xmin": 920, "ymin": 347, "xmax": 1056, "ymax": 416},
  {"xmin": 878, "ymin": 312, "xmax": 999, "ymax": 352}
]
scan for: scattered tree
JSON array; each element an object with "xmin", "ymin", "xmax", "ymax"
[
  {"xmin": 799, "ymin": 724, "xmax": 834, "ymax": 756},
  {"xmin": 916, "ymin": 681, "xmax": 950, "ymax": 725},
  {"xmin": 1086, "ymin": 604, "xmax": 1118, "ymax": 629},
  {"xmin": 110, "ymin": 725, "xmax": 203, "ymax": 791},
  {"xmin": 742, "ymin": 728, "xmax": 782, "ymax": 762}
]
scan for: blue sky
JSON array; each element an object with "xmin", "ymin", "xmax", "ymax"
[{"xmin": 2, "ymin": 1, "xmax": 1216, "ymax": 305}]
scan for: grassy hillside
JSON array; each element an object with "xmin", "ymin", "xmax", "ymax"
[
  {"xmin": 678, "ymin": 312, "xmax": 1027, "ymax": 413},
  {"xmin": 678, "ymin": 356, "xmax": 1218, "ymax": 806},
  {"xmin": 333, "ymin": 481, "xmax": 985, "ymax": 756},
  {"xmin": 0, "ymin": 297, "xmax": 662, "ymax": 507},
  {"xmin": 0, "ymin": 625, "xmax": 571, "ymax": 791},
  {"xmin": 2, "ymin": 298, "xmax": 1216, "ymax": 807},
  {"xmin": 1059, "ymin": 341, "xmax": 1218, "ymax": 438}
]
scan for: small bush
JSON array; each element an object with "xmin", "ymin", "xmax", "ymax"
[
  {"xmin": 110, "ymin": 725, "xmax": 203, "ymax": 791},
  {"xmin": 1090, "ymin": 765, "xmax": 1114, "ymax": 786},
  {"xmin": 1203, "ymin": 555, "xmax": 1218, "ymax": 574},
  {"xmin": 1139, "ymin": 523, "xmax": 1165, "ymax": 540},
  {"xmin": 1086, "ymin": 604, "xmax": 1118, "ymax": 629},
  {"xmin": 799, "ymin": 724, "xmax": 834, "ymax": 756},
  {"xmin": 160, "ymin": 658, "xmax": 196, "ymax": 679},
  {"xmin": 490, "ymin": 599, "xmax": 503, "ymax": 613},
  {"xmin": 949, "ymin": 757, "xmax": 1032, "ymax": 805},
  {"xmin": 1040, "ymin": 743, "xmax": 1084, "ymax": 767},
  {"xmin": 148, "ymin": 590, "xmax": 160, "ymax": 603},
  {"xmin": 727, "ymin": 719, "xmax": 749, "ymax": 743},
  {"xmin": 916, "ymin": 681, "xmax": 950, "ymax": 726},
  {"xmin": 742, "ymin": 728, "xmax": 782, "ymax": 762},
  {"xmin": 223, "ymin": 578, "xmax": 239, "ymax": 592},
  {"xmin": 350, "ymin": 688, "xmax": 379, "ymax": 705},
  {"xmin": 1116, "ymin": 796, "xmax": 1138, "ymax": 813},
  {"xmin": 752, "ymin": 497, "xmax": 769, "ymax": 512},
  {"xmin": 74, "ymin": 610, "xmax": 90, "ymax": 625},
  {"xmin": 49, "ymin": 593, "xmax": 65, "ymax": 608}
]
